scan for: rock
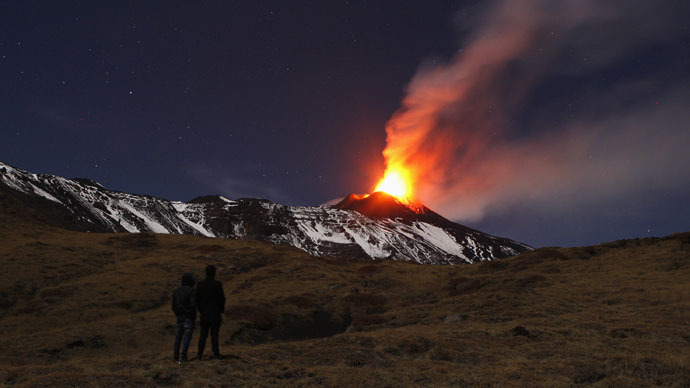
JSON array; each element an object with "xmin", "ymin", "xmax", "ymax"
[
  {"xmin": 397, "ymin": 335, "xmax": 431, "ymax": 354},
  {"xmin": 573, "ymin": 365, "xmax": 606, "ymax": 384},
  {"xmin": 443, "ymin": 313, "xmax": 466, "ymax": 323},
  {"xmin": 41, "ymin": 347, "xmax": 61, "ymax": 355},
  {"xmin": 344, "ymin": 351, "xmax": 374, "ymax": 367},
  {"xmin": 610, "ymin": 327, "xmax": 643, "ymax": 339},
  {"xmin": 511, "ymin": 326, "xmax": 531, "ymax": 337},
  {"xmin": 67, "ymin": 336, "xmax": 105, "ymax": 349},
  {"xmin": 88, "ymin": 335, "xmax": 106, "ymax": 349},
  {"xmin": 67, "ymin": 338, "xmax": 85, "ymax": 348},
  {"xmin": 236, "ymin": 281, "xmax": 253, "ymax": 290}
]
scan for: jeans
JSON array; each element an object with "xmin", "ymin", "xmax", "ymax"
[
  {"xmin": 173, "ymin": 318, "xmax": 194, "ymax": 360},
  {"xmin": 198, "ymin": 321, "xmax": 221, "ymax": 358}
]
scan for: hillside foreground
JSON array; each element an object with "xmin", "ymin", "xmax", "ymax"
[{"xmin": 0, "ymin": 191, "xmax": 689, "ymax": 387}]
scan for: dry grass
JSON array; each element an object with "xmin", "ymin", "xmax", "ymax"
[{"xmin": 0, "ymin": 191, "xmax": 689, "ymax": 387}]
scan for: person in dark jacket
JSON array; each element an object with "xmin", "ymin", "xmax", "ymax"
[
  {"xmin": 196, "ymin": 264, "xmax": 226, "ymax": 359},
  {"xmin": 172, "ymin": 272, "xmax": 196, "ymax": 363}
]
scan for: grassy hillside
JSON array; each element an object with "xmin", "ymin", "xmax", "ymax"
[{"xmin": 0, "ymin": 191, "xmax": 689, "ymax": 387}]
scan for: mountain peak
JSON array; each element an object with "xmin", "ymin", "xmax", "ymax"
[
  {"xmin": 188, "ymin": 195, "xmax": 230, "ymax": 204},
  {"xmin": 332, "ymin": 191, "xmax": 428, "ymax": 219},
  {"xmin": 70, "ymin": 178, "xmax": 104, "ymax": 189}
]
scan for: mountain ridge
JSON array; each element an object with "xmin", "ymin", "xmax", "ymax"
[{"xmin": 0, "ymin": 160, "xmax": 531, "ymax": 264}]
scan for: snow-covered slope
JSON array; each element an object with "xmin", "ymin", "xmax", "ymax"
[{"xmin": 0, "ymin": 161, "xmax": 531, "ymax": 264}]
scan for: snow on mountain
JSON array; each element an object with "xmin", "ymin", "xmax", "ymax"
[{"xmin": 0, "ymin": 161, "xmax": 531, "ymax": 264}]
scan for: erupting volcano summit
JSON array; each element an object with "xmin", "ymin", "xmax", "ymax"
[{"xmin": 0, "ymin": 161, "xmax": 532, "ymax": 264}]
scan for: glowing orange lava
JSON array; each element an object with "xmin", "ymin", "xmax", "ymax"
[{"xmin": 374, "ymin": 167, "xmax": 413, "ymax": 201}]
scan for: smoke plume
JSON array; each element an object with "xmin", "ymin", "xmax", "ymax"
[{"xmin": 383, "ymin": 0, "xmax": 690, "ymax": 222}]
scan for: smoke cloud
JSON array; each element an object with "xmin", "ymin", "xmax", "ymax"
[{"xmin": 383, "ymin": 0, "xmax": 690, "ymax": 223}]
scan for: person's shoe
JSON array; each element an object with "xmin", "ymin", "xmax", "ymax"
[
  {"xmin": 212, "ymin": 354, "xmax": 225, "ymax": 360},
  {"xmin": 180, "ymin": 355, "xmax": 189, "ymax": 363},
  {"xmin": 197, "ymin": 354, "xmax": 204, "ymax": 361}
]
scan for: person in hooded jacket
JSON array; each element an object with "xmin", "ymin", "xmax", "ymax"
[
  {"xmin": 196, "ymin": 264, "xmax": 226, "ymax": 360},
  {"xmin": 171, "ymin": 272, "xmax": 196, "ymax": 363}
]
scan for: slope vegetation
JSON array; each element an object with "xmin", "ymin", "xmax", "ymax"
[{"xmin": 0, "ymin": 190, "xmax": 688, "ymax": 387}]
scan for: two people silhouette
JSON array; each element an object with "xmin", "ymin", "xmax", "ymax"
[{"xmin": 172, "ymin": 264, "xmax": 226, "ymax": 363}]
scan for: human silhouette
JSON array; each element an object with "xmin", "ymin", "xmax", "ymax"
[
  {"xmin": 171, "ymin": 272, "xmax": 196, "ymax": 363},
  {"xmin": 196, "ymin": 264, "xmax": 226, "ymax": 359}
]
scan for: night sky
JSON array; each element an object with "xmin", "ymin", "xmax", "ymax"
[{"xmin": 2, "ymin": 1, "xmax": 689, "ymax": 247}]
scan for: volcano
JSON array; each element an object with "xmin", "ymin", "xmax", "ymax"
[
  {"xmin": 333, "ymin": 192, "xmax": 426, "ymax": 219},
  {"xmin": 0, "ymin": 161, "xmax": 531, "ymax": 264}
]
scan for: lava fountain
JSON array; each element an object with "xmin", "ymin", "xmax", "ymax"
[{"xmin": 372, "ymin": 164, "xmax": 416, "ymax": 205}]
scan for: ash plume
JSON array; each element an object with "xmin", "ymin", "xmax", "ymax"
[{"xmin": 383, "ymin": 0, "xmax": 690, "ymax": 222}]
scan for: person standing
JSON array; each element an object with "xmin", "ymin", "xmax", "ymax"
[
  {"xmin": 171, "ymin": 272, "xmax": 196, "ymax": 363},
  {"xmin": 196, "ymin": 264, "xmax": 226, "ymax": 360}
]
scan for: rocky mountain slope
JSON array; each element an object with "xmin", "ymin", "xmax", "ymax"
[{"xmin": 0, "ymin": 161, "xmax": 530, "ymax": 264}]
